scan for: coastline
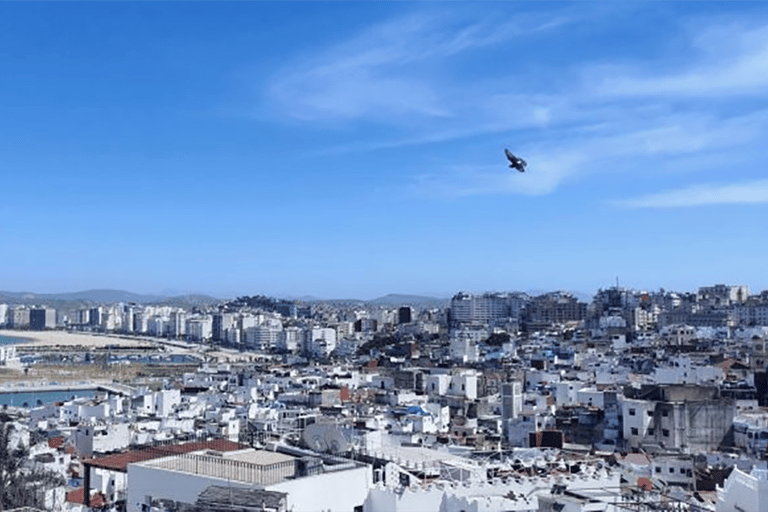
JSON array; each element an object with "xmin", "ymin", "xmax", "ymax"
[{"xmin": 0, "ymin": 329, "xmax": 155, "ymax": 348}]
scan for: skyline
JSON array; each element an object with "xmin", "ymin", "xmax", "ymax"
[{"xmin": 3, "ymin": 2, "xmax": 768, "ymax": 299}]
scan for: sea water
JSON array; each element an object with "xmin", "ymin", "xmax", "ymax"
[
  {"xmin": 0, "ymin": 333, "xmax": 98, "ymax": 407},
  {"xmin": 0, "ymin": 333, "xmax": 30, "ymax": 345}
]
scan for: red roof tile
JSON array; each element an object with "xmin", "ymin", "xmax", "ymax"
[
  {"xmin": 48, "ymin": 436, "xmax": 64, "ymax": 449},
  {"xmin": 85, "ymin": 439, "xmax": 243, "ymax": 472},
  {"xmin": 66, "ymin": 487, "xmax": 107, "ymax": 508}
]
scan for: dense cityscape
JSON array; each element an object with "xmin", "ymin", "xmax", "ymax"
[
  {"xmin": 3, "ymin": 2, "xmax": 768, "ymax": 512},
  {"xmin": 0, "ymin": 283, "xmax": 767, "ymax": 511}
]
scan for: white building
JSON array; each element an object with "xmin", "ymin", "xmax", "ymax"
[
  {"xmin": 0, "ymin": 345, "xmax": 17, "ymax": 366},
  {"xmin": 187, "ymin": 316, "xmax": 213, "ymax": 342},
  {"xmin": 277, "ymin": 326, "xmax": 302, "ymax": 352},
  {"xmin": 450, "ymin": 291, "xmax": 527, "ymax": 324},
  {"xmin": 126, "ymin": 447, "xmax": 371, "ymax": 512},
  {"xmin": 74, "ymin": 423, "xmax": 131, "ymax": 457},
  {"xmin": 449, "ymin": 326, "xmax": 484, "ymax": 363},
  {"xmin": 303, "ymin": 327, "xmax": 336, "ymax": 357},
  {"xmin": 733, "ymin": 412, "xmax": 768, "ymax": 457},
  {"xmin": 653, "ymin": 354, "xmax": 724, "ymax": 385},
  {"xmin": 245, "ymin": 325, "xmax": 283, "ymax": 351},
  {"xmin": 154, "ymin": 389, "xmax": 181, "ymax": 418},
  {"xmin": 717, "ymin": 467, "xmax": 768, "ymax": 512},
  {"xmin": 169, "ymin": 310, "xmax": 186, "ymax": 338}
]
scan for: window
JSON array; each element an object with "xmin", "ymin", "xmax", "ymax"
[
  {"xmin": 663, "ymin": 429, "xmax": 670, "ymax": 437},
  {"xmin": 647, "ymin": 410, "xmax": 654, "ymax": 417},
  {"xmin": 629, "ymin": 408, "xmax": 636, "ymax": 416},
  {"xmin": 662, "ymin": 410, "xmax": 669, "ymax": 417},
  {"xmin": 631, "ymin": 427, "xmax": 639, "ymax": 435},
  {"xmin": 669, "ymin": 468, "xmax": 674, "ymax": 474},
  {"xmin": 655, "ymin": 467, "xmax": 661, "ymax": 473},
  {"xmin": 680, "ymin": 468, "xmax": 686, "ymax": 474},
  {"xmin": 648, "ymin": 428, "xmax": 654, "ymax": 435}
]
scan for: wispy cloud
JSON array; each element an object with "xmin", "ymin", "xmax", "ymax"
[
  {"xmin": 267, "ymin": 9, "xmax": 581, "ymax": 124},
  {"xmin": 409, "ymin": 150, "xmax": 586, "ymax": 198},
  {"xmin": 616, "ymin": 179, "xmax": 768, "ymax": 208},
  {"xmin": 591, "ymin": 24, "xmax": 768, "ymax": 97},
  {"xmin": 409, "ymin": 109, "xmax": 768, "ymax": 198},
  {"xmin": 264, "ymin": 8, "xmax": 768, "ymax": 201}
]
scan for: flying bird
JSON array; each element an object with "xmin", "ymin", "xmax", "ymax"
[{"xmin": 505, "ymin": 149, "xmax": 527, "ymax": 172}]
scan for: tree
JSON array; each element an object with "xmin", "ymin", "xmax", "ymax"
[
  {"xmin": 484, "ymin": 332, "xmax": 511, "ymax": 347},
  {"xmin": 0, "ymin": 414, "xmax": 64, "ymax": 511}
]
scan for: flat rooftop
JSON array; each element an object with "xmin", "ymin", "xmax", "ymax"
[{"xmin": 222, "ymin": 449, "xmax": 296, "ymax": 466}]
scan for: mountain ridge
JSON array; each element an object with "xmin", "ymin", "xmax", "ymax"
[{"xmin": 0, "ymin": 288, "xmax": 222, "ymax": 306}]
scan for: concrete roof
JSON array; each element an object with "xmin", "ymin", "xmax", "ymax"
[{"xmin": 224, "ymin": 449, "xmax": 296, "ymax": 466}]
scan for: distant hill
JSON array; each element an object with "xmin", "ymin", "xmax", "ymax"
[
  {"xmin": 0, "ymin": 289, "xmax": 222, "ymax": 307},
  {"xmin": 0, "ymin": 288, "xmax": 593, "ymax": 309}
]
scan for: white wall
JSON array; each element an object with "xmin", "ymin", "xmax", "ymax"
[
  {"xmin": 364, "ymin": 469, "xmax": 620, "ymax": 512},
  {"xmin": 154, "ymin": 389, "xmax": 181, "ymax": 417},
  {"xmin": 127, "ymin": 462, "xmax": 248, "ymax": 512},
  {"xmin": 576, "ymin": 388, "xmax": 604, "ymax": 408},
  {"xmin": 127, "ymin": 459, "xmax": 370, "ymax": 512},
  {"xmin": 267, "ymin": 465, "xmax": 371, "ymax": 512},
  {"xmin": 717, "ymin": 467, "xmax": 768, "ymax": 512}
]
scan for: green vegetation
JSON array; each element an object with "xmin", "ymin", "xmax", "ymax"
[
  {"xmin": 484, "ymin": 332, "xmax": 511, "ymax": 347},
  {"xmin": 356, "ymin": 335, "xmax": 398, "ymax": 355},
  {"xmin": 0, "ymin": 413, "xmax": 64, "ymax": 511}
]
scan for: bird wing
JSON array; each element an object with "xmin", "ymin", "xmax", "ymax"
[{"xmin": 505, "ymin": 149, "xmax": 515, "ymax": 161}]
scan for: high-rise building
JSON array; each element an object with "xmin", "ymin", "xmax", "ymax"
[
  {"xmin": 89, "ymin": 307, "xmax": 103, "ymax": 328},
  {"xmin": 186, "ymin": 316, "xmax": 212, "ymax": 342},
  {"xmin": 245, "ymin": 325, "xmax": 282, "ymax": 351},
  {"xmin": 9, "ymin": 307, "xmax": 30, "ymax": 329},
  {"xmin": 212, "ymin": 313, "xmax": 235, "ymax": 342},
  {"xmin": 29, "ymin": 308, "xmax": 56, "ymax": 330},
  {"xmin": 169, "ymin": 310, "xmax": 187, "ymax": 338},
  {"xmin": 450, "ymin": 292, "xmax": 528, "ymax": 325},
  {"xmin": 524, "ymin": 292, "xmax": 586, "ymax": 330},
  {"xmin": 501, "ymin": 382, "xmax": 522, "ymax": 421},
  {"xmin": 697, "ymin": 284, "xmax": 749, "ymax": 306}
]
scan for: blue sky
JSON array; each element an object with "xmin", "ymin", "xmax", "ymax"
[{"xmin": 2, "ymin": 2, "xmax": 768, "ymax": 299}]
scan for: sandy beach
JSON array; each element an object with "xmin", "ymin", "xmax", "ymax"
[{"xmin": 0, "ymin": 329, "xmax": 156, "ymax": 348}]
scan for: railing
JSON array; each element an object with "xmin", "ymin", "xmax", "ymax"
[{"xmin": 146, "ymin": 452, "xmax": 298, "ymax": 486}]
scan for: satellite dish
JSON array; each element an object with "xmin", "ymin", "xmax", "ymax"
[
  {"xmin": 301, "ymin": 423, "xmax": 349, "ymax": 453},
  {"xmin": 302, "ymin": 423, "xmax": 327, "ymax": 452}
]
